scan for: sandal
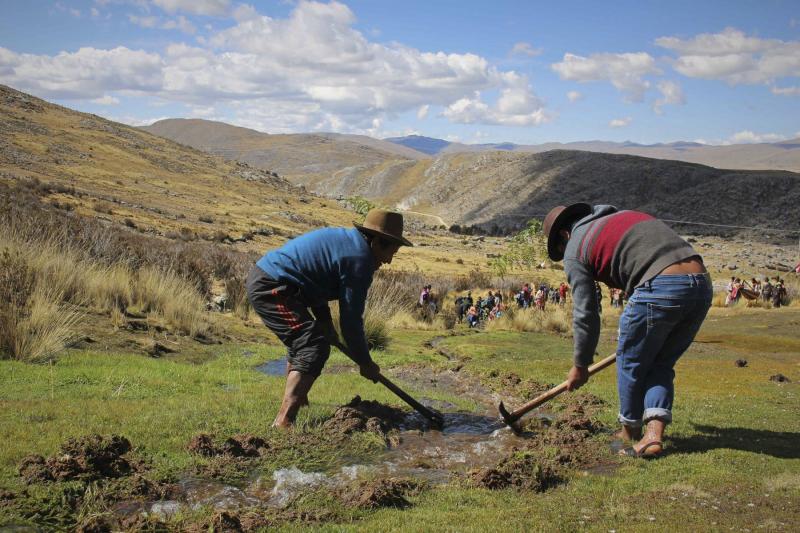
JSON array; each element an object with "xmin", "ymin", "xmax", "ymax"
[{"xmin": 618, "ymin": 441, "xmax": 664, "ymax": 459}]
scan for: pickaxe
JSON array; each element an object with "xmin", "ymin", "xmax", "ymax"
[
  {"xmin": 497, "ymin": 352, "xmax": 617, "ymax": 433},
  {"xmin": 330, "ymin": 339, "xmax": 445, "ymax": 429}
]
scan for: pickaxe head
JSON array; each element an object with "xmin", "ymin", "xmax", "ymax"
[{"xmin": 497, "ymin": 401, "xmax": 523, "ymax": 435}]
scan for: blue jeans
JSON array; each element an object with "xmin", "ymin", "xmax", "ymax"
[{"xmin": 616, "ymin": 273, "xmax": 712, "ymax": 427}]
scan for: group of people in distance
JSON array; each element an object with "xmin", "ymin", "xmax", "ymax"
[
  {"xmin": 725, "ymin": 276, "xmax": 788, "ymax": 308},
  {"xmin": 515, "ymin": 281, "xmax": 569, "ymax": 310},
  {"xmin": 455, "ymin": 290, "xmax": 506, "ymax": 327}
]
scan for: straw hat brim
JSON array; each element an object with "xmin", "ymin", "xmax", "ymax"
[{"xmin": 353, "ymin": 222, "xmax": 414, "ymax": 247}]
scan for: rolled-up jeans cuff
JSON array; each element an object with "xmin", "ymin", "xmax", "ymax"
[
  {"xmin": 617, "ymin": 414, "xmax": 643, "ymax": 427},
  {"xmin": 643, "ymin": 408, "xmax": 672, "ymax": 424}
]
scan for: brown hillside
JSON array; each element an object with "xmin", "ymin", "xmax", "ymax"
[
  {"xmin": 141, "ymin": 118, "xmax": 427, "ymax": 188},
  {"xmin": 0, "ymin": 84, "xmax": 504, "ymax": 276}
]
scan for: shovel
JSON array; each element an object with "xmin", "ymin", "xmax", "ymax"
[
  {"xmin": 330, "ymin": 339, "xmax": 445, "ymax": 429},
  {"xmin": 498, "ymin": 352, "xmax": 617, "ymax": 434}
]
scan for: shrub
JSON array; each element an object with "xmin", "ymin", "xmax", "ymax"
[{"xmin": 199, "ymin": 215, "xmax": 214, "ymax": 223}]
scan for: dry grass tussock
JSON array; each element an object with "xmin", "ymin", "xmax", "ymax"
[
  {"xmin": 0, "ymin": 247, "xmax": 83, "ymax": 362},
  {"xmin": 486, "ymin": 304, "xmax": 572, "ymax": 336},
  {"xmin": 331, "ymin": 270, "xmax": 416, "ymax": 350},
  {"xmin": 0, "ymin": 227, "xmax": 213, "ymax": 361}
]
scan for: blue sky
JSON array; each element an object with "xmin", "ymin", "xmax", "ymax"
[{"xmin": 1, "ymin": 0, "xmax": 798, "ymax": 145}]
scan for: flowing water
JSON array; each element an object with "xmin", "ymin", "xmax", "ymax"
[{"xmin": 133, "ymin": 358, "xmax": 538, "ymax": 516}]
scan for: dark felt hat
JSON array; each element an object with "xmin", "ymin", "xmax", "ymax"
[
  {"xmin": 354, "ymin": 209, "xmax": 413, "ymax": 247},
  {"xmin": 542, "ymin": 203, "xmax": 592, "ymax": 261}
]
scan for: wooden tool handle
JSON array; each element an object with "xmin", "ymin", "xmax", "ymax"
[{"xmin": 509, "ymin": 352, "xmax": 617, "ymax": 419}]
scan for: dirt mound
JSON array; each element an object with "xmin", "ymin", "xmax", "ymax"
[
  {"xmin": 210, "ymin": 511, "xmax": 243, "ymax": 532},
  {"xmin": 342, "ymin": 478, "xmax": 422, "ymax": 509},
  {"xmin": 18, "ymin": 435, "xmax": 137, "ymax": 483},
  {"xmin": 735, "ymin": 359, "xmax": 748, "ymax": 367},
  {"xmin": 323, "ymin": 396, "xmax": 406, "ymax": 439},
  {"xmin": 486, "ymin": 371, "xmax": 552, "ymax": 402},
  {"xmin": 770, "ymin": 373, "xmax": 791, "ymax": 383},
  {"xmin": 187, "ymin": 433, "xmax": 268, "ymax": 458},
  {"xmin": 469, "ymin": 451, "xmax": 562, "ymax": 491}
]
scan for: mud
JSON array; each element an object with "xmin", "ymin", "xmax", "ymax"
[
  {"xmin": 322, "ymin": 395, "xmax": 406, "ymax": 440},
  {"xmin": 735, "ymin": 359, "xmax": 748, "ymax": 367},
  {"xmin": 469, "ymin": 391, "xmax": 609, "ymax": 491},
  {"xmin": 18, "ymin": 435, "xmax": 138, "ymax": 483},
  {"xmin": 187, "ymin": 433, "xmax": 268, "ymax": 458},
  {"xmin": 770, "ymin": 373, "xmax": 791, "ymax": 383},
  {"xmin": 485, "ymin": 370, "xmax": 553, "ymax": 402},
  {"xmin": 341, "ymin": 478, "xmax": 422, "ymax": 509}
]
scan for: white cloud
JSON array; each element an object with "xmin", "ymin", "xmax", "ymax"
[
  {"xmin": 656, "ymin": 28, "xmax": 800, "ymax": 84},
  {"xmin": 152, "ymin": 0, "xmax": 230, "ymax": 16},
  {"xmin": 609, "ymin": 117, "xmax": 632, "ymax": 128},
  {"xmin": 128, "ymin": 14, "xmax": 159, "ymax": 28},
  {"xmin": 4, "ymin": 1, "xmax": 550, "ymax": 133},
  {"xmin": 417, "ymin": 104, "xmax": 429, "ymax": 119},
  {"xmin": 129, "ymin": 14, "xmax": 196, "ymax": 33},
  {"xmin": 771, "ymin": 85, "xmax": 800, "ymax": 96},
  {"xmin": 91, "ymin": 95, "xmax": 120, "ymax": 105},
  {"xmin": 511, "ymin": 42, "xmax": 543, "ymax": 57},
  {"xmin": 162, "ymin": 15, "xmax": 196, "ymax": 34},
  {"xmin": 0, "ymin": 46, "xmax": 163, "ymax": 99},
  {"xmin": 109, "ymin": 115, "xmax": 172, "ymax": 127},
  {"xmin": 653, "ymin": 80, "xmax": 685, "ymax": 114},
  {"xmin": 551, "ymin": 52, "xmax": 659, "ymax": 102},
  {"xmin": 728, "ymin": 130, "xmax": 790, "ymax": 144},
  {"xmin": 91, "ymin": 7, "xmax": 100, "ymax": 17},
  {"xmin": 566, "ymin": 90, "xmax": 582, "ymax": 102}
]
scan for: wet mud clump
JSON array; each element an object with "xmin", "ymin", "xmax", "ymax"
[
  {"xmin": 187, "ymin": 433, "xmax": 269, "ymax": 458},
  {"xmin": 323, "ymin": 396, "xmax": 406, "ymax": 440},
  {"xmin": 342, "ymin": 478, "xmax": 422, "ymax": 509},
  {"xmin": 734, "ymin": 359, "xmax": 748, "ymax": 367},
  {"xmin": 469, "ymin": 451, "xmax": 562, "ymax": 491},
  {"xmin": 486, "ymin": 371, "xmax": 552, "ymax": 402},
  {"xmin": 770, "ymin": 373, "xmax": 791, "ymax": 383},
  {"xmin": 18, "ymin": 435, "xmax": 137, "ymax": 483},
  {"xmin": 469, "ymin": 392, "xmax": 608, "ymax": 491}
]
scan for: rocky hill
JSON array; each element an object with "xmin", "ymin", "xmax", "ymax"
[{"xmin": 143, "ymin": 117, "xmax": 799, "ymax": 238}]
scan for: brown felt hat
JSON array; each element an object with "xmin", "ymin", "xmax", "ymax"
[
  {"xmin": 543, "ymin": 203, "xmax": 592, "ymax": 261},
  {"xmin": 354, "ymin": 209, "xmax": 413, "ymax": 247}
]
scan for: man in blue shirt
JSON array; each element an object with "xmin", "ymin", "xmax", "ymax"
[{"xmin": 246, "ymin": 209, "xmax": 413, "ymax": 428}]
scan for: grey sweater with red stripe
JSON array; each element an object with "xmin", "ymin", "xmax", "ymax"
[{"xmin": 564, "ymin": 205, "xmax": 698, "ymax": 367}]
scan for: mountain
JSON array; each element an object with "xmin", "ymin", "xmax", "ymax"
[
  {"xmin": 136, "ymin": 116, "xmax": 799, "ymax": 237},
  {"xmin": 0, "ymin": 84, "xmax": 356, "ymax": 248},
  {"xmin": 384, "ymin": 135, "xmax": 800, "ymax": 173},
  {"xmin": 141, "ymin": 119, "xmax": 427, "ymax": 188},
  {"xmin": 382, "ymin": 135, "xmax": 452, "ymax": 155}
]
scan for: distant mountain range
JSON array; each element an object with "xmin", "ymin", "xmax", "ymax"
[
  {"xmin": 383, "ymin": 135, "xmax": 800, "ymax": 173},
  {"xmin": 141, "ymin": 118, "xmax": 800, "ymax": 235}
]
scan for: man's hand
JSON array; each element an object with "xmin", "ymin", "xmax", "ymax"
[
  {"xmin": 566, "ymin": 365, "xmax": 589, "ymax": 391},
  {"xmin": 359, "ymin": 360, "xmax": 381, "ymax": 383}
]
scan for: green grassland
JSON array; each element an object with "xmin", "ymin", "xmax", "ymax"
[{"xmin": 1, "ymin": 304, "xmax": 798, "ymax": 531}]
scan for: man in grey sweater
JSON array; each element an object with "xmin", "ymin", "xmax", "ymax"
[{"xmin": 543, "ymin": 203, "xmax": 712, "ymax": 458}]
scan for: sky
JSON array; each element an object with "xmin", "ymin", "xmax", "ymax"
[{"xmin": 1, "ymin": 0, "xmax": 799, "ymax": 145}]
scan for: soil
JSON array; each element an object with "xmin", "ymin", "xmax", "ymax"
[
  {"xmin": 769, "ymin": 373, "xmax": 791, "ymax": 383},
  {"xmin": 18, "ymin": 434, "xmax": 139, "ymax": 483},
  {"xmin": 322, "ymin": 395, "xmax": 407, "ymax": 441},
  {"xmin": 735, "ymin": 359, "xmax": 748, "ymax": 367},
  {"xmin": 468, "ymin": 391, "xmax": 610, "ymax": 491},
  {"xmin": 341, "ymin": 478, "xmax": 422, "ymax": 509},
  {"xmin": 187, "ymin": 433, "xmax": 269, "ymax": 458}
]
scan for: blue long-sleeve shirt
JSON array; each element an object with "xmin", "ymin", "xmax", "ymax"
[{"xmin": 256, "ymin": 227, "xmax": 375, "ymax": 365}]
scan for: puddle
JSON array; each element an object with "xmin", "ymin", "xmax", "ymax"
[{"xmin": 255, "ymin": 357, "xmax": 288, "ymax": 376}]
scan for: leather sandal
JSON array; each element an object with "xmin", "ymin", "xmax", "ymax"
[{"xmin": 618, "ymin": 441, "xmax": 664, "ymax": 459}]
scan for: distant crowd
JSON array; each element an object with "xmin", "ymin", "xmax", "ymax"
[{"xmin": 725, "ymin": 276, "xmax": 788, "ymax": 308}]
